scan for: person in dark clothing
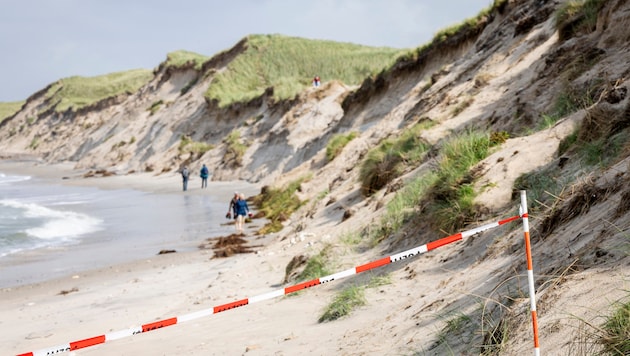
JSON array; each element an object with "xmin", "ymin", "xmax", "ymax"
[
  {"xmin": 227, "ymin": 192, "xmax": 239, "ymax": 220},
  {"xmin": 234, "ymin": 193, "xmax": 250, "ymax": 233},
  {"xmin": 181, "ymin": 166, "xmax": 190, "ymax": 191},
  {"xmin": 200, "ymin": 164, "xmax": 209, "ymax": 188}
]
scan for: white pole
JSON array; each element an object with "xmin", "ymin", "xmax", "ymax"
[{"xmin": 521, "ymin": 190, "xmax": 540, "ymax": 355}]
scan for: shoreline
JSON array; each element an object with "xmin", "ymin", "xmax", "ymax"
[
  {"xmin": 0, "ymin": 160, "xmax": 294, "ymax": 355},
  {"xmin": 0, "ymin": 159, "xmax": 264, "ymax": 288}
]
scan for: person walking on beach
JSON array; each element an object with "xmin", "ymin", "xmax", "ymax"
[
  {"xmin": 227, "ymin": 192, "xmax": 239, "ymax": 219},
  {"xmin": 200, "ymin": 164, "xmax": 209, "ymax": 188},
  {"xmin": 234, "ymin": 193, "xmax": 250, "ymax": 234},
  {"xmin": 180, "ymin": 166, "xmax": 190, "ymax": 191}
]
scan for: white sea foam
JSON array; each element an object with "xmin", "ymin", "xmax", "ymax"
[
  {"xmin": 1, "ymin": 199, "xmax": 103, "ymax": 240},
  {"xmin": 0, "ymin": 173, "xmax": 31, "ymax": 185}
]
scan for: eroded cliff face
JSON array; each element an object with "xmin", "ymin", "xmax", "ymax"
[
  {"xmin": 2, "ymin": 0, "xmax": 625, "ymax": 188},
  {"xmin": 2, "ymin": 0, "xmax": 629, "ymax": 213}
]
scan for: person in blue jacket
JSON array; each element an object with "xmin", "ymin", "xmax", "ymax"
[
  {"xmin": 200, "ymin": 164, "xmax": 209, "ymax": 188},
  {"xmin": 234, "ymin": 193, "xmax": 251, "ymax": 233}
]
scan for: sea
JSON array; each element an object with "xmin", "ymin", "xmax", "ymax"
[{"xmin": 0, "ymin": 171, "xmax": 250, "ymax": 288}]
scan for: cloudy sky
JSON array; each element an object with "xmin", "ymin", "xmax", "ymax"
[{"xmin": 0, "ymin": 0, "xmax": 492, "ymax": 102}]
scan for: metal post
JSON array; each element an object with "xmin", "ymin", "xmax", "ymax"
[{"xmin": 520, "ymin": 190, "xmax": 540, "ymax": 355}]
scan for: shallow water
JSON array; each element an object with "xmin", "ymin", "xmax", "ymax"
[{"xmin": 0, "ymin": 171, "xmax": 252, "ymax": 288}]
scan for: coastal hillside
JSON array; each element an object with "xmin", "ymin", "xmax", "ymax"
[{"xmin": 2, "ymin": 0, "xmax": 630, "ymax": 354}]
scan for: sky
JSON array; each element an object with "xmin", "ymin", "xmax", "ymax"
[{"xmin": 0, "ymin": 0, "xmax": 493, "ymax": 102}]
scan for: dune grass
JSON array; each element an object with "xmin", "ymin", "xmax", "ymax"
[
  {"xmin": 599, "ymin": 298, "xmax": 630, "ymax": 354},
  {"xmin": 359, "ymin": 121, "xmax": 433, "ymax": 196},
  {"xmin": 318, "ymin": 285, "xmax": 366, "ymax": 322},
  {"xmin": 43, "ymin": 69, "xmax": 153, "ymax": 112},
  {"xmin": 568, "ymin": 296, "xmax": 630, "ymax": 355},
  {"xmin": 555, "ymin": 0, "xmax": 606, "ymax": 40},
  {"xmin": 0, "ymin": 101, "xmax": 24, "ymax": 124},
  {"xmin": 427, "ymin": 131, "xmax": 495, "ymax": 233},
  {"xmin": 205, "ymin": 34, "xmax": 405, "ymax": 107},
  {"xmin": 222, "ymin": 130, "xmax": 248, "ymax": 167},
  {"xmin": 318, "ymin": 274, "xmax": 391, "ymax": 322},
  {"xmin": 178, "ymin": 135, "xmax": 213, "ymax": 156},
  {"xmin": 165, "ymin": 50, "xmax": 209, "ymax": 70},
  {"xmin": 296, "ymin": 245, "xmax": 333, "ymax": 282},
  {"xmin": 326, "ymin": 131, "xmax": 359, "ymax": 162},
  {"xmin": 365, "ymin": 130, "xmax": 499, "ymax": 244},
  {"xmin": 398, "ymin": 0, "xmax": 506, "ymax": 64},
  {"xmin": 252, "ymin": 177, "xmax": 309, "ymax": 234},
  {"xmin": 367, "ymin": 172, "xmax": 439, "ymax": 245}
]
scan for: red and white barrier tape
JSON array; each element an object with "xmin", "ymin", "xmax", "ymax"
[{"xmin": 18, "ymin": 214, "xmax": 521, "ymax": 356}]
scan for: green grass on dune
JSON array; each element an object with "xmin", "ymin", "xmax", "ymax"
[
  {"xmin": 44, "ymin": 69, "xmax": 153, "ymax": 112},
  {"xmin": 205, "ymin": 34, "xmax": 406, "ymax": 107},
  {"xmin": 165, "ymin": 50, "xmax": 209, "ymax": 70},
  {"xmin": 0, "ymin": 101, "xmax": 25, "ymax": 124}
]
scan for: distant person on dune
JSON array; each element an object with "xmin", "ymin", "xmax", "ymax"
[{"xmin": 313, "ymin": 75, "xmax": 321, "ymax": 87}]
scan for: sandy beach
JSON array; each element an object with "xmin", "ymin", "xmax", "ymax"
[
  {"xmin": 0, "ymin": 160, "xmax": 428, "ymax": 356},
  {"xmin": 0, "ymin": 160, "xmax": 307, "ymax": 355},
  {"xmin": 2, "ymin": 158, "xmax": 630, "ymax": 356}
]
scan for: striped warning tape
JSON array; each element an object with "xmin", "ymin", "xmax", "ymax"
[{"xmin": 18, "ymin": 214, "xmax": 521, "ymax": 356}]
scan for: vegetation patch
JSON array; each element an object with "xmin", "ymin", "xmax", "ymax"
[
  {"xmin": 0, "ymin": 101, "xmax": 24, "ymax": 123},
  {"xmin": 433, "ymin": 312, "xmax": 475, "ymax": 350},
  {"xmin": 222, "ymin": 130, "xmax": 247, "ymax": 167},
  {"xmin": 148, "ymin": 100, "xmax": 164, "ymax": 115},
  {"xmin": 522, "ymin": 102, "xmax": 630, "ymax": 225},
  {"xmin": 296, "ymin": 245, "xmax": 333, "ymax": 282},
  {"xmin": 364, "ymin": 129, "xmax": 506, "ymax": 244},
  {"xmin": 359, "ymin": 122, "xmax": 432, "ymax": 196},
  {"xmin": 451, "ymin": 96, "xmax": 475, "ymax": 116},
  {"xmin": 570, "ymin": 296, "xmax": 630, "ymax": 355},
  {"xmin": 179, "ymin": 135, "xmax": 213, "ymax": 156},
  {"xmin": 165, "ymin": 50, "xmax": 209, "ymax": 70},
  {"xmin": 425, "ymin": 130, "xmax": 496, "ymax": 234},
  {"xmin": 555, "ymin": 0, "xmax": 606, "ymax": 40},
  {"xmin": 43, "ymin": 69, "xmax": 153, "ymax": 112},
  {"xmin": 318, "ymin": 285, "xmax": 366, "ymax": 322},
  {"xmin": 205, "ymin": 34, "xmax": 404, "ymax": 107},
  {"xmin": 326, "ymin": 131, "xmax": 358, "ymax": 162},
  {"xmin": 318, "ymin": 274, "xmax": 391, "ymax": 322},
  {"xmin": 340, "ymin": 231, "xmax": 363, "ymax": 246},
  {"xmin": 28, "ymin": 137, "xmax": 39, "ymax": 150},
  {"xmin": 399, "ymin": 0, "xmax": 503, "ymax": 64},
  {"xmin": 367, "ymin": 172, "xmax": 438, "ymax": 245},
  {"xmin": 252, "ymin": 177, "xmax": 308, "ymax": 234},
  {"xmin": 598, "ymin": 298, "xmax": 630, "ymax": 354},
  {"xmin": 538, "ymin": 177, "xmax": 622, "ymax": 240}
]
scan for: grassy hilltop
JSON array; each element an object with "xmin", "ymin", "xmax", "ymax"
[{"xmin": 205, "ymin": 34, "xmax": 406, "ymax": 107}]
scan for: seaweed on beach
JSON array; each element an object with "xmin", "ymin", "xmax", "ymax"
[
  {"xmin": 57, "ymin": 287, "xmax": 79, "ymax": 296},
  {"xmin": 199, "ymin": 234, "xmax": 260, "ymax": 258}
]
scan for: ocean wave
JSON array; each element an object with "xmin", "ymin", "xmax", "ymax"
[
  {"xmin": 0, "ymin": 173, "xmax": 31, "ymax": 185},
  {"xmin": 0, "ymin": 199, "xmax": 103, "ymax": 240}
]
